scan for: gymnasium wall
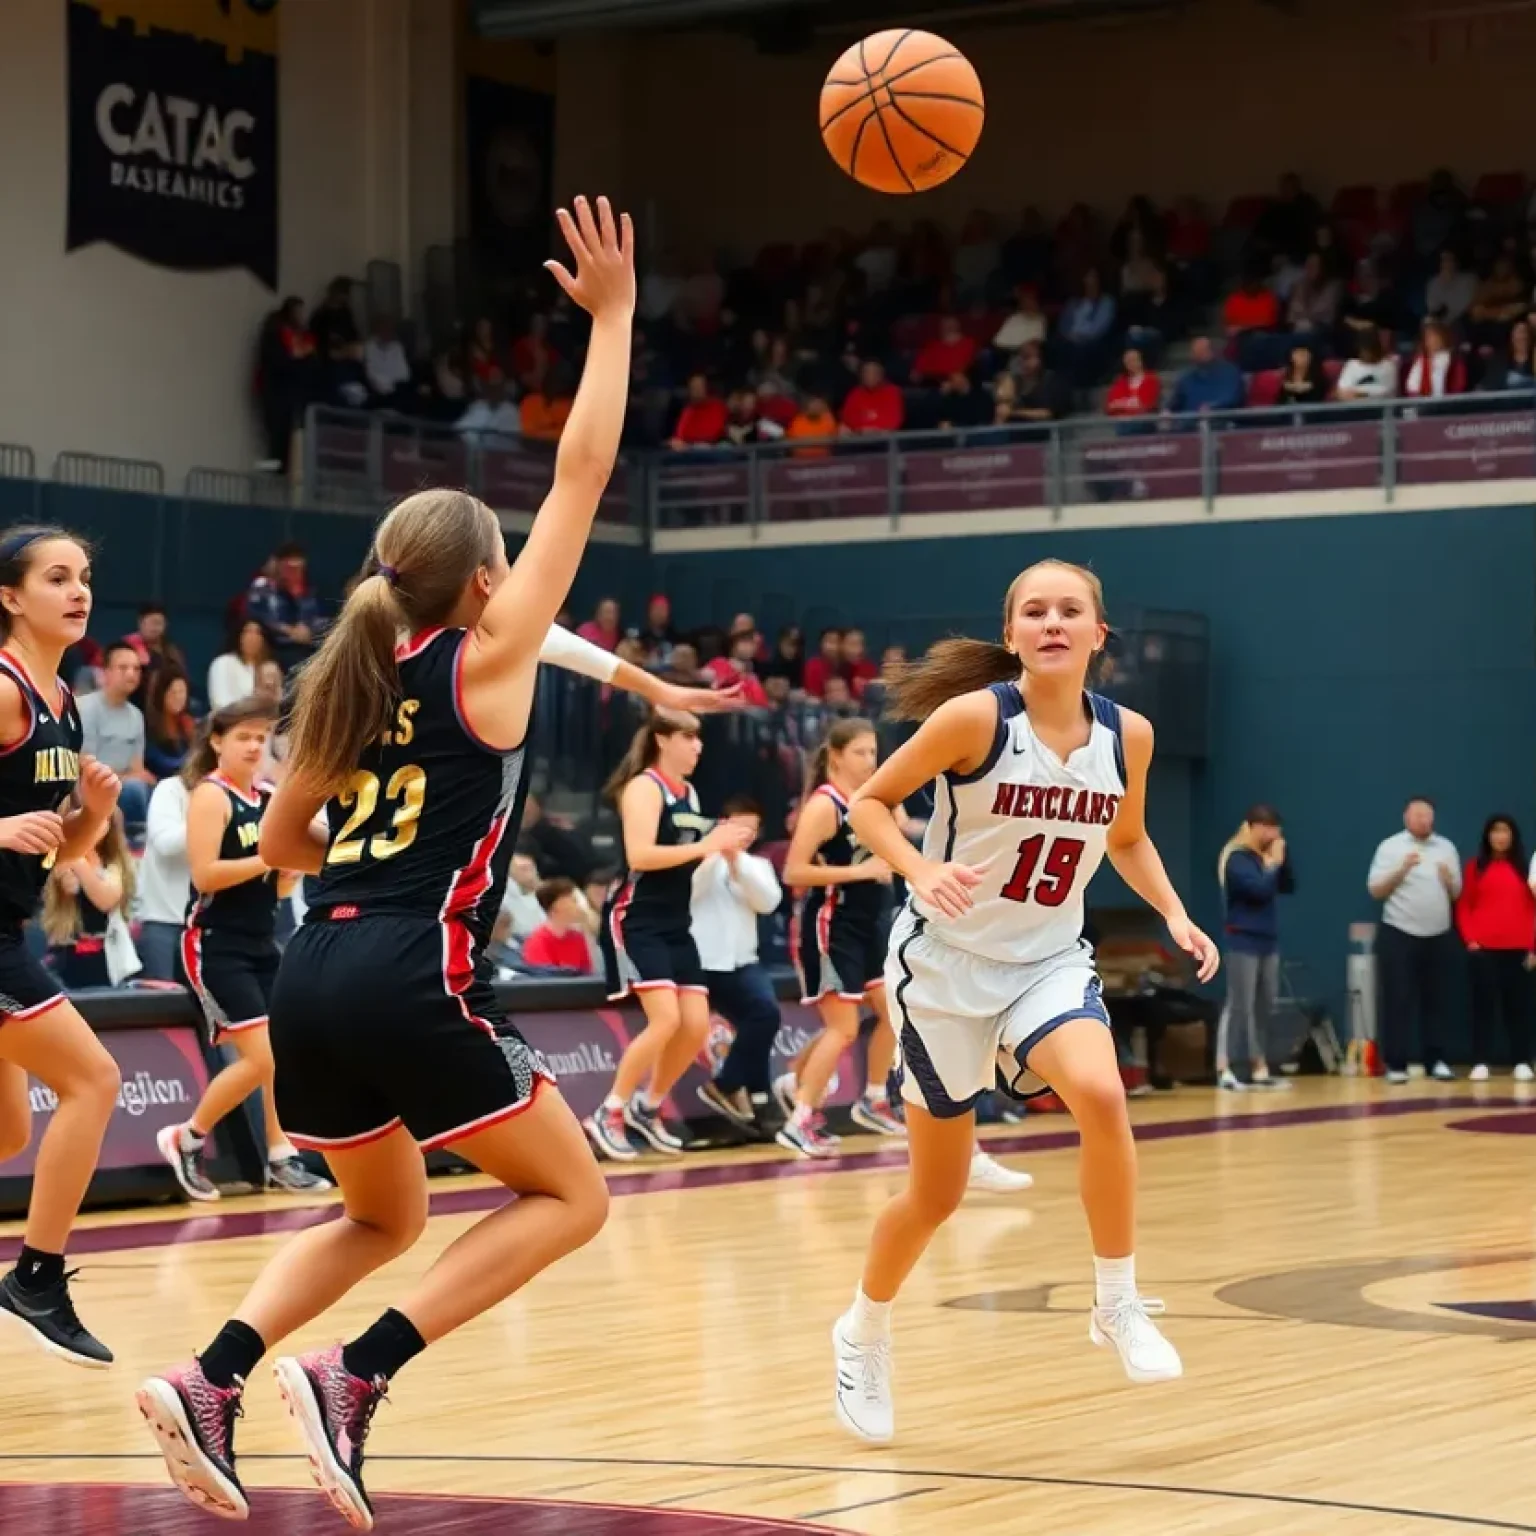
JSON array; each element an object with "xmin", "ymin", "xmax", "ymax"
[
  {"xmin": 651, "ymin": 506, "xmax": 1536, "ymax": 1038},
  {"xmin": 583, "ymin": 0, "xmax": 1536, "ymax": 255},
  {"xmin": 0, "ymin": 0, "xmax": 460, "ymax": 482}
]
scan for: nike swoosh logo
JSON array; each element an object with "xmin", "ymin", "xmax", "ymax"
[
  {"xmin": 1010, "ymin": 740, "xmax": 1028, "ymax": 754},
  {"xmin": 3, "ymin": 1288, "xmax": 52, "ymax": 1319}
]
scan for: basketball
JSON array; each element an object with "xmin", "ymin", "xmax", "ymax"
[{"xmin": 818, "ymin": 30, "xmax": 984, "ymax": 195}]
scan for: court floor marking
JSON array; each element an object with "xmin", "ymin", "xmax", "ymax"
[
  {"xmin": 0, "ymin": 1094, "xmax": 1512, "ymax": 1264},
  {"xmin": 2, "ymin": 1454, "xmax": 1530, "ymax": 1533}
]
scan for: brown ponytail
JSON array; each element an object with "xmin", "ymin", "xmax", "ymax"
[
  {"xmin": 804, "ymin": 716, "xmax": 877, "ymax": 797},
  {"xmin": 286, "ymin": 488, "xmax": 502, "ymax": 794},
  {"xmin": 180, "ymin": 697, "xmax": 281, "ymax": 789},
  {"xmin": 602, "ymin": 707, "xmax": 699, "ymax": 805},
  {"xmin": 884, "ymin": 559, "xmax": 1108, "ymax": 721}
]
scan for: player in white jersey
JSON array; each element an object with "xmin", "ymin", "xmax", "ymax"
[{"xmin": 830, "ymin": 560, "xmax": 1218, "ymax": 1443}]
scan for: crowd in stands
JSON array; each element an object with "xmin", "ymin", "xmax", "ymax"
[{"xmin": 259, "ymin": 166, "xmax": 1536, "ymax": 475}]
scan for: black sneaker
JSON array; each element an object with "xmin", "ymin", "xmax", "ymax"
[
  {"xmin": 0, "ymin": 1268, "xmax": 113, "ymax": 1368},
  {"xmin": 157, "ymin": 1123, "xmax": 219, "ymax": 1202}
]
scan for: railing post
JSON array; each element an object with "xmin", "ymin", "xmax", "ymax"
[
  {"xmin": 302, "ymin": 405, "xmax": 318, "ymax": 502},
  {"xmin": 1199, "ymin": 415, "xmax": 1215, "ymax": 510},
  {"xmin": 747, "ymin": 444, "xmax": 762, "ymax": 537},
  {"xmin": 1048, "ymin": 424, "xmax": 1063, "ymax": 517},
  {"xmin": 887, "ymin": 434, "xmax": 900, "ymax": 530},
  {"xmin": 1382, "ymin": 401, "xmax": 1396, "ymax": 503},
  {"xmin": 642, "ymin": 457, "xmax": 658, "ymax": 544},
  {"xmin": 365, "ymin": 413, "xmax": 384, "ymax": 501}
]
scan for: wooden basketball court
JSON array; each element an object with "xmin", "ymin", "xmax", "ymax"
[{"xmin": 1, "ymin": 1078, "xmax": 1532, "ymax": 1534}]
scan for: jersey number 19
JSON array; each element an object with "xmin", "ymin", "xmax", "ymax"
[{"xmin": 999, "ymin": 834, "xmax": 1085, "ymax": 908}]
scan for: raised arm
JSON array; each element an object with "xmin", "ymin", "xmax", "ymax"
[
  {"xmin": 1105, "ymin": 711, "xmax": 1219, "ymax": 982},
  {"xmin": 461, "ymin": 197, "xmax": 634, "ymax": 693},
  {"xmin": 538, "ymin": 623, "xmax": 743, "ymax": 714}
]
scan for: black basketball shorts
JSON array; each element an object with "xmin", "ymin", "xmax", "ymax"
[
  {"xmin": 0, "ymin": 925, "xmax": 65, "ymax": 1023},
  {"xmin": 270, "ymin": 913, "xmax": 555, "ymax": 1155},
  {"xmin": 796, "ymin": 908, "xmax": 887, "ymax": 1005},
  {"xmin": 181, "ymin": 926, "xmax": 278, "ymax": 1043},
  {"xmin": 601, "ymin": 917, "xmax": 706, "ymax": 1002}
]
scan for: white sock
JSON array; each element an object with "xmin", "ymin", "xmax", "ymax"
[
  {"xmin": 182, "ymin": 1124, "xmax": 207, "ymax": 1150},
  {"xmin": 1094, "ymin": 1254, "xmax": 1136, "ymax": 1311},
  {"xmin": 846, "ymin": 1286, "xmax": 892, "ymax": 1344},
  {"xmin": 603, "ymin": 1093, "xmax": 624, "ymax": 1113},
  {"xmin": 267, "ymin": 1142, "xmax": 298, "ymax": 1164}
]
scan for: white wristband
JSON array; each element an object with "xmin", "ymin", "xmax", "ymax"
[{"xmin": 539, "ymin": 623, "xmax": 620, "ymax": 684}]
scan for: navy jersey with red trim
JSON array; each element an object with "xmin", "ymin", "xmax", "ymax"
[
  {"xmin": 0, "ymin": 654, "xmax": 82, "ymax": 926},
  {"xmin": 799, "ymin": 784, "xmax": 889, "ymax": 937},
  {"xmin": 303, "ymin": 628, "xmax": 528, "ymax": 952},
  {"xmin": 612, "ymin": 771, "xmax": 712, "ymax": 935},
  {"xmin": 186, "ymin": 778, "xmax": 277, "ymax": 939}
]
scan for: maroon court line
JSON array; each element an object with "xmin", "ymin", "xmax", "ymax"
[{"xmin": 0, "ymin": 1094, "xmax": 1515, "ymax": 1264}]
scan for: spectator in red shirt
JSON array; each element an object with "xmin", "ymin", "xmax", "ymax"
[
  {"xmin": 802, "ymin": 627, "xmax": 844, "ymax": 699},
  {"xmin": 1222, "ymin": 268, "xmax": 1281, "ymax": 335},
  {"xmin": 839, "ymin": 360, "xmax": 904, "ymax": 435},
  {"xmin": 703, "ymin": 622, "xmax": 769, "ymax": 706},
  {"xmin": 511, "ymin": 312, "xmax": 560, "ymax": 393},
  {"xmin": 911, "ymin": 316, "xmax": 979, "ymax": 383},
  {"xmin": 670, "ymin": 372, "xmax": 728, "ymax": 449},
  {"xmin": 521, "ymin": 879, "xmax": 595, "ymax": 974},
  {"xmin": 467, "ymin": 316, "xmax": 501, "ymax": 392},
  {"xmin": 1456, "ymin": 815, "xmax": 1536, "ymax": 1080},
  {"xmin": 1105, "ymin": 348, "xmax": 1161, "ymax": 419},
  {"xmin": 840, "ymin": 628, "xmax": 878, "ymax": 699},
  {"xmin": 576, "ymin": 598, "xmax": 621, "ymax": 652}
]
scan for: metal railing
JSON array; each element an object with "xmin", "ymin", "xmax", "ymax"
[
  {"xmin": 0, "ymin": 443, "xmax": 36, "ymax": 482},
  {"xmin": 53, "ymin": 451, "xmax": 164, "ymax": 494},
  {"xmin": 646, "ymin": 390, "xmax": 1536, "ymax": 528},
  {"xmin": 303, "ymin": 405, "xmax": 636, "ymax": 525},
  {"xmin": 300, "ymin": 391, "xmax": 1536, "ymax": 533}
]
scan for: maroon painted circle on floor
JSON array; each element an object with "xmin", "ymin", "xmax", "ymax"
[
  {"xmin": 1444, "ymin": 1111, "xmax": 1536, "ymax": 1135},
  {"xmin": 0, "ymin": 1483, "xmax": 848, "ymax": 1534}
]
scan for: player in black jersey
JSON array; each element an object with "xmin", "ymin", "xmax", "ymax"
[
  {"xmin": 138, "ymin": 193, "xmax": 638, "ymax": 1528},
  {"xmin": 0, "ymin": 526, "xmax": 123, "ymax": 1369},
  {"xmin": 584, "ymin": 710, "xmax": 753, "ymax": 1161},
  {"xmin": 777, "ymin": 718, "xmax": 915, "ymax": 1158},
  {"xmin": 156, "ymin": 700, "xmax": 331, "ymax": 1204}
]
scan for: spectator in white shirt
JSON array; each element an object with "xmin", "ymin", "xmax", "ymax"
[
  {"xmin": 1367, "ymin": 795, "xmax": 1463, "ymax": 1083},
  {"xmin": 206, "ymin": 619, "xmax": 270, "ymax": 712},
  {"xmin": 456, "ymin": 374, "xmax": 521, "ymax": 443},
  {"xmin": 690, "ymin": 796, "xmax": 784, "ymax": 1127},
  {"xmin": 136, "ymin": 774, "xmax": 191, "ymax": 979},
  {"xmin": 1334, "ymin": 333, "xmax": 1399, "ymax": 401},
  {"xmin": 364, "ymin": 315, "xmax": 413, "ymax": 407},
  {"xmin": 1424, "ymin": 248, "xmax": 1476, "ymax": 326},
  {"xmin": 992, "ymin": 286, "xmax": 1047, "ymax": 353}
]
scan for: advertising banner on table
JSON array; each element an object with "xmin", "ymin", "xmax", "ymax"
[
  {"xmin": 0, "ymin": 1026, "xmax": 209, "ymax": 1179},
  {"xmin": 1079, "ymin": 434, "xmax": 1202, "ymax": 501},
  {"xmin": 380, "ymin": 433, "xmax": 470, "ymax": 497},
  {"xmin": 763, "ymin": 457, "xmax": 888, "ymax": 520},
  {"xmin": 656, "ymin": 461, "xmax": 751, "ymax": 521},
  {"xmin": 1397, "ymin": 412, "xmax": 1536, "ymax": 483},
  {"xmin": 1217, "ymin": 422, "xmax": 1381, "ymax": 495},
  {"xmin": 515, "ymin": 1003, "xmax": 870, "ymax": 1124},
  {"xmin": 66, "ymin": 0, "xmax": 280, "ymax": 288},
  {"xmin": 902, "ymin": 444, "xmax": 1048, "ymax": 513},
  {"xmin": 481, "ymin": 449, "xmax": 631, "ymax": 524}
]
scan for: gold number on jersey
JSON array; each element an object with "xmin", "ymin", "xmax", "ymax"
[{"xmin": 326, "ymin": 765, "xmax": 427, "ymax": 865}]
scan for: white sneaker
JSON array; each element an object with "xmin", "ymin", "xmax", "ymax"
[
  {"xmin": 1469, "ymin": 1064, "xmax": 1490, "ymax": 1083},
  {"xmin": 967, "ymin": 1150, "xmax": 1034, "ymax": 1194},
  {"xmin": 1515, "ymin": 1063, "xmax": 1534, "ymax": 1083},
  {"xmin": 1430, "ymin": 1061, "xmax": 1455, "ymax": 1081},
  {"xmin": 1217, "ymin": 1068, "xmax": 1246, "ymax": 1092},
  {"xmin": 1089, "ymin": 1297, "xmax": 1183, "ymax": 1383},
  {"xmin": 1407, "ymin": 1063, "xmax": 1427, "ymax": 1080},
  {"xmin": 833, "ymin": 1316, "xmax": 893, "ymax": 1443},
  {"xmin": 1385, "ymin": 1069, "xmax": 1410, "ymax": 1085}
]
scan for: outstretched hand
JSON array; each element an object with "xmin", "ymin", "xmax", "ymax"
[
  {"xmin": 657, "ymin": 682, "xmax": 746, "ymax": 715},
  {"xmin": 544, "ymin": 195, "xmax": 635, "ymax": 320},
  {"xmin": 1167, "ymin": 912, "xmax": 1220, "ymax": 984}
]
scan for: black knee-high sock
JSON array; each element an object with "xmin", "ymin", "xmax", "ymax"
[
  {"xmin": 342, "ymin": 1309, "xmax": 426, "ymax": 1384},
  {"xmin": 200, "ymin": 1320, "xmax": 267, "ymax": 1389},
  {"xmin": 14, "ymin": 1246, "xmax": 64, "ymax": 1292}
]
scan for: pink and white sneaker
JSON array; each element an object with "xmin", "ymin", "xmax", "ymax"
[
  {"xmin": 776, "ymin": 1110, "xmax": 839, "ymax": 1159},
  {"xmin": 136, "ymin": 1359, "xmax": 248, "ymax": 1520},
  {"xmin": 273, "ymin": 1345, "xmax": 388, "ymax": 1531}
]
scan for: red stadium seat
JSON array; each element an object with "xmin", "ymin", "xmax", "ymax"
[
  {"xmin": 1322, "ymin": 358, "xmax": 1343, "ymax": 394},
  {"xmin": 1222, "ymin": 194, "xmax": 1268, "ymax": 230},
  {"xmin": 1473, "ymin": 171, "xmax": 1527, "ymax": 207},
  {"xmin": 1246, "ymin": 369, "xmax": 1282, "ymax": 407}
]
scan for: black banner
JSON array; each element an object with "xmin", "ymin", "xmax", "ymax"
[
  {"xmin": 465, "ymin": 74, "xmax": 554, "ymax": 274},
  {"xmin": 66, "ymin": 0, "xmax": 279, "ymax": 288}
]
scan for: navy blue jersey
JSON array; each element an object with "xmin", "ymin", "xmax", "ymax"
[
  {"xmin": 799, "ymin": 782, "xmax": 889, "ymax": 938},
  {"xmin": 187, "ymin": 777, "xmax": 276, "ymax": 940},
  {"xmin": 0, "ymin": 652, "xmax": 81, "ymax": 926},
  {"xmin": 304, "ymin": 628, "xmax": 529, "ymax": 957},
  {"xmin": 608, "ymin": 769, "xmax": 712, "ymax": 937}
]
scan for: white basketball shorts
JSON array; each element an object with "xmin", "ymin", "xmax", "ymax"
[{"xmin": 885, "ymin": 905, "xmax": 1111, "ymax": 1118}]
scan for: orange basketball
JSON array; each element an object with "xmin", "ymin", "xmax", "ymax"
[{"xmin": 819, "ymin": 30, "xmax": 984, "ymax": 195}]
